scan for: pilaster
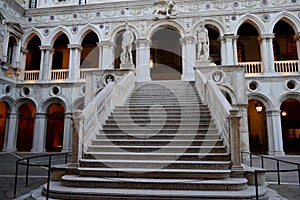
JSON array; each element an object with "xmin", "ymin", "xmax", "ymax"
[
  {"xmin": 221, "ymin": 34, "xmax": 235, "ymax": 65},
  {"xmin": 98, "ymin": 41, "xmax": 114, "ymax": 69}
]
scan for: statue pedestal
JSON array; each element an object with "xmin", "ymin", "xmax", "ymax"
[
  {"xmin": 120, "ymin": 63, "xmax": 135, "ymax": 70},
  {"xmin": 195, "ymin": 60, "xmax": 210, "ymax": 67}
]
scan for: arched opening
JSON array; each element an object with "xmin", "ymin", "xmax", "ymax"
[
  {"xmin": 247, "ymin": 100, "xmax": 268, "ymax": 153},
  {"xmin": 7, "ymin": 37, "xmax": 18, "ymax": 65},
  {"xmin": 273, "ymin": 20, "xmax": 297, "ymax": 61},
  {"xmin": 81, "ymin": 31, "xmax": 99, "ymax": 69},
  {"xmin": 114, "ymin": 30, "xmax": 136, "ymax": 69},
  {"xmin": 52, "ymin": 34, "xmax": 70, "ymax": 70},
  {"xmin": 150, "ymin": 27, "xmax": 182, "ymax": 80},
  {"xmin": 17, "ymin": 103, "xmax": 35, "ymax": 151},
  {"xmin": 280, "ymin": 99, "xmax": 300, "ymax": 154},
  {"xmin": 25, "ymin": 35, "xmax": 41, "ymax": 70},
  {"xmin": 237, "ymin": 22, "xmax": 261, "ymax": 62},
  {"xmin": 207, "ymin": 26, "xmax": 221, "ymax": 65},
  {"xmin": 46, "ymin": 103, "xmax": 65, "ymax": 152},
  {"xmin": 0, "ymin": 102, "xmax": 8, "ymax": 151}
]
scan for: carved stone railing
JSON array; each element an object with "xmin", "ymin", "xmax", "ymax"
[
  {"xmin": 80, "ymin": 68, "xmax": 98, "ymax": 80},
  {"xmin": 274, "ymin": 60, "xmax": 299, "ymax": 73},
  {"xmin": 239, "ymin": 62, "xmax": 262, "ymax": 74},
  {"xmin": 194, "ymin": 68, "xmax": 243, "ymax": 169},
  {"xmin": 75, "ymin": 71, "xmax": 135, "ymax": 158},
  {"xmin": 51, "ymin": 69, "xmax": 69, "ymax": 80},
  {"xmin": 24, "ymin": 70, "xmax": 40, "ymax": 81},
  {"xmin": 194, "ymin": 69, "xmax": 231, "ymax": 148}
]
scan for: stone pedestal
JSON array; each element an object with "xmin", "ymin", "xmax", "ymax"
[
  {"xmin": 120, "ymin": 63, "xmax": 135, "ymax": 70},
  {"xmin": 195, "ymin": 60, "xmax": 210, "ymax": 67}
]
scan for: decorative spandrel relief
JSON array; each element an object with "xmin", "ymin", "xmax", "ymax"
[
  {"xmin": 152, "ymin": 0, "xmax": 177, "ymax": 18},
  {"xmin": 272, "ymin": 0, "xmax": 287, "ymax": 5}
]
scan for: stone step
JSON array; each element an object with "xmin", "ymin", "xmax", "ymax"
[
  {"xmin": 105, "ymin": 118, "xmax": 212, "ymax": 124},
  {"xmin": 91, "ymin": 139, "xmax": 224, "ymax": 146},
  {"xmin": 80, "ymin": 159, "xmax": 231, "ymax": 170},
  {"xmin": 76, "ymin": 168, "xmax": 230, "ymax": 180},
  {"xmin": 100, "ymin": 129, "xmax": 218, "ymax": 135},
  {"xmin": 45, "ymin": 181, "xmax": 268, "ymax": 200},
  {"xmin": 61, "ymin": 175, "xmax": 248, "ymax": 191},
  {"xmin": 83, "ymin": 152, "xmax": 230, "ymax": 161},
  {"xmin": 113, "ymin": 106, "xmax": 208, "ymax": 111},
  {"xmin": 87, "ymin": 145, "xmax": 227, "ymax": 153},
  {"xmin": 110, "ymin": 114, "xmax": 212, "ymax": 118},
  {"xmin": 96, "ymin": 133, "xmax": 221, "ymax": 140},
  {"xmin": 102, "ymin": 124, "xmax": 215, "ymax": 129}
]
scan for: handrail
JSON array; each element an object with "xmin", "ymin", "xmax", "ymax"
[
  {"xmin": 241, "ymin": 152, "xmax": 300, "ymax": 200},
  {"xmin": 14, "ymin": 152, "xmax": 71, "ymax": 200}
]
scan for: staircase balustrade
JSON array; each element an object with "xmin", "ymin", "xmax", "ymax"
[
  {"xmin": 72, "ymin": 71, "xmax": 135, "ymax": 163},
  {"xmin": 195, "ymin": 69, "xmax": 242, "ymax": 168}
]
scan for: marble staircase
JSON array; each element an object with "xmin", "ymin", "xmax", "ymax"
[{"xmin": 45, "ymin": 81, "xmax": 268, "ymax": 199}]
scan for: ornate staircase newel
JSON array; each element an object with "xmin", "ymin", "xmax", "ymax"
[
  {"xmin": 228, "ymin": 108, "xmax": 243, "ymax": 170},
  {"xmin": 70, "ymin": 110, "xmax": 83, "ymax": 167}
]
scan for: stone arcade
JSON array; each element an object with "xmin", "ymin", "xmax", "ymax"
[{"xmin": 0, "ymin": 0, "xmax": 300, "ymax": 199}]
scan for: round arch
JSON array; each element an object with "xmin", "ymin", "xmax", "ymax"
[
  {"xmin": 15, "ymin": 98, "xmax": 37, "ymax": 112},
  {"xmin": 146, "ymin": 20, "xmax": 185, "ymax": 41},
  {"xmin": 72, "ymin": 97, "xmax": 84, "ymax": 110},
  {"xmin": 248, "ymin": 93, "xmax": 274, "ymax": 111},
  {"xmin": 39, "ymin": 97, "xmax": 69, "ymax": 114},
  {"xmin": 192, "ymin": 19, "xmax": 225, "ymax": 36},
  {"xmin": 276, "ymin": 93, "xmax": 300, "ymax": 110},
  {"xmin": 110, "ymin": 23, "xmax": 140, "ymax": 43},
  {"xmin": 219, "ymin": 85, "xmax": 237, "ymax": 105},
  {"xmin": 0, "ymin": 96, "xmax": 15, "ymax": 112}
]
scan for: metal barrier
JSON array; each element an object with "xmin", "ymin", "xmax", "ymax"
[
  {"xmin": 14, "ymin": 152, "xmax": 70, "ymax": 200},
  {"xmin": 242, "ymin": 152, "xmax": 300, "ymax": 200}
]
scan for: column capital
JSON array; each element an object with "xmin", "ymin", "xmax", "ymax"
[
  {"xmin": 35, "ymin": 113, "xmax": 47, "ymax": 118},
  {"xmin": 180, "ymin": 36, "xmax": 195, "ymax": 45},
  {"xmin": 68, "ymin": 44, "xmax": 83, "ymax": 51},
  {"xmin": 39, "ymin": 46, "xmax": 53, "ymax": 52},
  {"xmin": 293, "ymin": 32, "xmax": 300, "ymax": 41},
  {"xmin": 21, "ymin": 47, "xmax": 29, "ymax": 54},
  {"xmin": 135, "ymin": 39, "xmax": 151, "ymax": 47},
  {"xmin": 258, "ymin": 33, "xmax": 275, "ymax": 40},
  {"xmin": 98, "ymin": 41, "xmax": 114, "ymax": 48},
  {"xmin": 221, "ymin": 34, "xmax": 236, "ymax": 40},
  {"xmin": 265, "ymin": 109, "xmax": 281, "ymax": 116}
]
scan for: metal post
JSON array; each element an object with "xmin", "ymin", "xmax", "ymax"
[
  {"xmin": 277, "ymin": 160, "xmax": 281, "ymax": 185},
  {"xmin": 46, "ymin": 155, "xmax": 52, "ymax": 200},
  {"xmin": 250, "ymin": 154, "xmax": 253, "ymax": 167},
  {"xmin": 261, "ymin": 156, "xmax": 264, "ymax": 168},
  {"xmin": 298, "ymin": 164, "xmax": 300, "ymax": 187},
  {"xmin": 14, "ymin": 162, "xmax": 19, "ymax": 198},
  {"xmin": 254, "ymin": 170, "xmax": 259, "ymax": 200},
  {"xmin": 65, "ymin": 153, "xmax": 68, "ymax": 163},
  {"xmin": 25, "ymin": 158, "xmax": 29, "ymax": 187}
]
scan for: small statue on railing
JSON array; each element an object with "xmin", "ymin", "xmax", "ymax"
[
  {"xmin": 120, "ymin": 23, "xmax": 134, "ymax": 69},
  {"xmin": 153, "ymin": 0, "xmax": 177, "ymax": 18},
  {"xmin": 196, "ymin": 22, "xmax": 210, "ymax": 62}
]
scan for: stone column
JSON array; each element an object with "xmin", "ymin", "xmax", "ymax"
[
  {"xmin": 97, "ymin": 42, "xmax": 103, "ymax": 69},
  {"xmin": 222, "ymin": 34, "xmax": 235, "ymax": 65},
  {"xmin": 31, "ymin": 113, "xmax": 47, "ymax": 153},
  {"xmin": 233, "ymin": 35, "xmax": 239, "ymax": 65},
  {"xmin": 258, "ymin": 34, "xmax": 275, "ymax": 73},
  {"xmin": 294, "ymin": 33, "xmax": 300, "ymax": 63},
  {"xmin": 228, "ymin": 109, "xmax": 243, "ymax": 170},
  {"xmin": 15, "ymin": 39, "xmax": 22, "ymax": 68},
  {"xmin": 2, "ymin": 112, "xmax": 18, "ymax": 152},
  {"xmin": 70, "ymin": 111, "xmax": 83, "ymax": 167},
  {"xmin": 99, "ymin": 41, "xmax": 114, "ymax": 69},
  {"xmin": 39, "ymin": 46, "xmax": 53, "ymax": 81},
  {"xmin": 266, "ymin": 110, "xmax": 285, "ymax": 156},
  {"xmin": 180, "ymin": 36, "xmax": 196, "ymax": 81},
  {"xmin": 18, "ymin": 47, "xmax": 28, "ymax": 81},
  {"xmin": 62, "ymin": 113, "xmax": 73, "ymax": 152},
  {"xmin": 135, "ymin": 39, "xmax": 151, "ymax": 82},
  {"xmin": 68, "ymin": 44, "xmax": 82, "ymax": 80},
  {"xmin": 220, "ymin": 36, "xmax": 226, "ymax": 65},
  {"xmin": 238, "ymin": 104, "xmax": 250, "ymax": 153}
]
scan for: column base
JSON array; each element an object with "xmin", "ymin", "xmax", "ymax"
[
  {"xmin": 62, "ymin": 148, "xmax": 72, "ymax": 153},
  {"xmin": 120, "ymin": 63, "xmax": 135, "ymax": 70},
  {"xmin": 181, "ymin": 73, "xmax": 195, "ymax": 81},
  {"xmin": 268, "ymin": 151, "xmax": 285, "ymax": 157},
  {"xmin": 31, "ymin": 148, "xmax": 46, "ymax": 153},
  {"xmin": 2, "ymin": 147, "xmax": 17, "ymax": 152}
]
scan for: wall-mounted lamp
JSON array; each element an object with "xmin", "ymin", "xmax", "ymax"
[
  {"xmin": 150, "ymin": 58, "xmax": 153, "ymax": 68},
  {"xmin": 281, "ymin": 110, "xmax": 287, "ymax": 117},
  {"xmin": 255, "ymin": 101, "xmax": 263, "ymax": 113}
]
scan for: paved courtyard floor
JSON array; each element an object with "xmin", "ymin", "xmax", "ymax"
[{"xmin": 0, "ymin": 152, "xmax": 299, "ymax": 200}]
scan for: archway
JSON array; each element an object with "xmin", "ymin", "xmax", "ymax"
[
  {"xmin": 52, "ymin": 34, "xmax": 70, "ymax": 70},
  {"xmin": 81, "ymin": 31, "xmax": 99, "ymax": 69},
  {"xmin": 150, "ymin": 27, "xmax": 182, "ymax": 80},
  {"xmin": 45, "ymin": 103, "xmax": 65, "ymax": 152},
  {"xmin": 273, "ymin": 20, "xmax": 297, "ymax": 61},
  {"xmin": 280, "ymin": 99, "xmax": 300, "ymax": 154},
  {"xmin": 16, "ymin": 103, "xmax": 35, "ymax": 151},
  {"xmin": 237, "ymin": 22, "xmax": 261, "ymax": 62},
  {"xmin": 207, "ymin": 26, "xmax": 221, "ymax": 65},
  {"xmin": 25, "ymin": 35, "xmax": 41, "ymax": 70},
  {"xmin": 7, "ymin": 37, "xmax": 18, "ymax": 65},
  {"xmin": 0, "ymin": 102, "xmax": 8, "ymax": 151},
  {"xmin": 247, "ymin": 100, "xmax": 268, "ymax": 153}
]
